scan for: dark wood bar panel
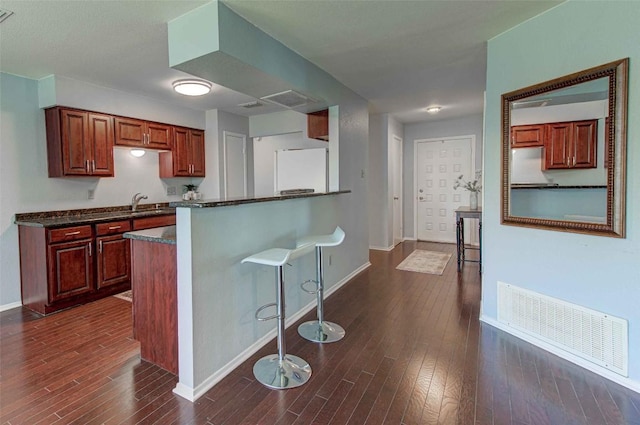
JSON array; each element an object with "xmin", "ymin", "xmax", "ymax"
[{"xmin": 127, "ymin": 227, "xmax": 178, "ymax": 374}]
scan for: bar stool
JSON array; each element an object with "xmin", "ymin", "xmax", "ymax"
[
  {"xmin": 241, "ymin": 243, "xmax": 316, "ymax": 389},
  {"xmin": 297, "ymin": 226, "xmax": 346, "ymax": 343}
]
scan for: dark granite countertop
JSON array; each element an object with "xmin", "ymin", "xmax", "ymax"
[
  {"xmin": 170, "ymin": 190, "xmax": 350, "ymax": 209},
  {"xmin": 15, "ymin": 204, "xmax": 175, "ymax": 228},
  {"xmin": 123, "ymin": 226, "xmax": 176, "ymax": 245}
]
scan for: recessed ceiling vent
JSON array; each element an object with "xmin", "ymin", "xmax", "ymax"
[
  {"xmin": 238, "ymin": 100, "xmax": 264, "ymax": 109},
  {"xmin": 260, "ymin": 90, "xmax": 315, "ymax": 109},
  {"xmin": 0, "ymin": 8, "xmax": 14, "ymax": 23}
]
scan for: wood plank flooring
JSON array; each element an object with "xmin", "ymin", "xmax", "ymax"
[{"xmin": 1, "ymin": 241, "xmax": 639, "ymax": 424}]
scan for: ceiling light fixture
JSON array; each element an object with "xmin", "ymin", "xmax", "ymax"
[
  {"xmin": 425, "ymin": 106, "xmax": 442, "ymax": 114},
  {"xmin": 130, "ymin": 149, "xmax": 146, "ymax": 158},
  {"xmin": 172, "ymin": 79, "xmax": 212, "ymax": 96}
]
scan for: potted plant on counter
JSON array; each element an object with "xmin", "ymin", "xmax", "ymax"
[{"xmin": 183, "ymin": 184, "xmax": 200, "ymax": 200}]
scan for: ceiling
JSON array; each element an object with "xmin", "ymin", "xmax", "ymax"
[{"xmin": 0, "ymin": 0, "xmax": 561, "ymax": 123}]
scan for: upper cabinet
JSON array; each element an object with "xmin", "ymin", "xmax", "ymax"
[
  {"xmin": 159, "ymin": 127, "xmax": 205, "ymax": 177},
  {"xmin": 511, "ymin": 124, "xmax": 544, "ymax": 148},
  {"xmin": 45, "ymin": 106, "xmax": 204, "ymax": 178},
  {"xmin": 543, "ymin": 120, "xmax": 597, "ymax": 170},
  {"xmin": 114, "ymin": 117, "xmax": 172, "ymax": 150},
  {"xmin": 45, "ymin": 107, "xmax": 114, "ymax": 177},
  {"xmin": 307, "ymin": 109, "xmax": 329, "ymax": 141}
]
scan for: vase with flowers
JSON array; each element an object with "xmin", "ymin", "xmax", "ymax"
[{"xmin": 453, "ymin": 171, "xmax": 482, "ymax": 210}]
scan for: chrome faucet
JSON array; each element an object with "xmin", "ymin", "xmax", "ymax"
[{"xmin": 131, "ymin": 192, "xmax": 148, "ymax": 211}]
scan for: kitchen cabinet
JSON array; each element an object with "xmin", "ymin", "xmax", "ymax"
[
  {"xmin": 544, "ymin": 120, "xmax": 597, "ymax": 170},
  {"xmin": 47, "ymin": 227, "xmax": 94, "ymax": 302},
  {"xmin": 96, "ymin": 220, "xmax": 131, "ymax": 290},
  {"xmin": 159, "ymin": 127, "xmax": 205, "ymax": 177},
  {"xmin": 511, "ymin": 124, "xmax": 545, "ymax": 148},
  {"xmin": 45, "ymin": 107, "xmax": 114, "ymax": 177},
  {"xmin": 307, "ymin": 109, "xmax": 329, "ymax": 141},
  {"xmin": 133, "ymin": 215, "xmax": 176, "ymax": 230},
  {"xmin": 18, "ymin": 213, "xmax": 175, "ymax": 315},
  {"xmin": 114, "ymin": 117, "xmax": 172, "ymax": 150}
]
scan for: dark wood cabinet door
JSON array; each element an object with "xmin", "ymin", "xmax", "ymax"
[
  {"xmin": 61, "ymin": 109, "xmax": 90, "ymax": 175},
  {"xmin": 544, "ymin": 122, "xmax": 572, "ymax": 169},
  {"xmin": 96, "ymin": 234, "xmax": 130, "ymax": 289},
  {"xmin": 572, "ymin": 120, "xmax": 597, "ymax": 168},
  {"xmin": 114, "ymin": 117, "xmax": 146, "ymax": 147},
  {"xmin": 172, "ymin": 127, "xmax": 191, "ymax": 176},
  {"xmin": 511, "ymin": 124, "xmax": 545, "ymax": 148},
  {"xmin": 88, "ymin": 113, "xmax": 114, "ymax": 176},
  {"xmin": 146, "ymin": 122, "xmax": 172, "ymax": 150},
  {"xmin": 308, "ymin": 109, "xmax": 329, "ymax": 141},
  {"xmin": 48, "ymin": 239, "xmax": 94, "ymax": 302},
  {"xmin": 190, "ymin": 129, "xmax": 206, "ymax": 176}
]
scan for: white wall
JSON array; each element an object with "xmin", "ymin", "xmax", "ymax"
[
  {"xmin": 483, "ymin": 1, "xmax": 640, "ymax": 390},
  {"xmin": 403, "ymin": 114, "xmax": 484, "ymax": 238},
  {"xmin": 0, "ymin": 73, "xmax": 206, "ymax": 308},
  {"xmin": 368, "ymin": 113, "xmax": 404, "ymax": 250}
]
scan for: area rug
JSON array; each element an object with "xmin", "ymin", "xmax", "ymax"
[
  {"xmin": 114, "ymin": 290, "xmax": 132, "ymax": 302},
  {"xmin": 396, "ymin": 250, "xmax": 452, "ymax": 275}
]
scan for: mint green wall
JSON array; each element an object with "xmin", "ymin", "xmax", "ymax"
[{"xmin": 484, "ymin": 1, "xmax": 640, "ymax": 386}]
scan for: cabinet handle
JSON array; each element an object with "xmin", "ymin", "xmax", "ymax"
[
  {"xmin": 92, "ymin": 160, "xmax": 96, "ymax": 172},
  {"xmin": 572, "ymin": 157, "xmax": 576, "ymax": 167},
  {"xmin": 108, "ymin": 226, "xmax": 121, "ymax": 230},
  {"xmin": 65, "ymin": 231, "xmax": 81, "ymax": 236},
  {"xmin": 88, "ymin": 243, "xmax": 92, "ymax": 256},
  {"xmin": 86, "ymin": 160, "xmax": 90, "ymax": 172},
  {"xmin": 99, "ymin": 240, "xmax": 103, "ymax": 253}
]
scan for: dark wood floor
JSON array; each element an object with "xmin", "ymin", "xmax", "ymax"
[{"xmin": 2, "ymin": 241, "xmax": 639, "ymax": 424}]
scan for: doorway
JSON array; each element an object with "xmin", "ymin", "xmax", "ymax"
[
  {"xmin": 414, "ymin": 136, "xmax": 476, "ymax": 244},
  {"xmin": 222, "ymin": 131, "xmax": 247, "ymax": 198},
  {"xmin": 391, "ymin": 135, "xmax": 403, "ymax": 246}
]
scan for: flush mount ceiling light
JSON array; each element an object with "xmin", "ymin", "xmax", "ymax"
[
  {"xmin": 425, "ymin": 106, "xmax": 442, "ymax": 114},
  {"xmin": 172, "ymin": 79, "xmax": 212, "ymax": 96},
  {"xmin": 130, "ymin": 149, "xmax": 146, "ymax": 158}
]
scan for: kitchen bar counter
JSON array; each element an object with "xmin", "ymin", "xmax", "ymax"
[
  {"xmin": 123, "ymin": 225, "xmax": 176, "ymax": 245},
  {"xmin": 171, "ymin": 189, "xmax": 363, "ymax": 400},
  {"xmin": 169, "ymin": 190, "xmax": 350, "ymax": 209}
]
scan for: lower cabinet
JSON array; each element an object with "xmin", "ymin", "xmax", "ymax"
[
  {"xmin": 48, "ymin": 238, "xmax": 94, "ymax": 302},
  {"xmin": 96, "ymin": 220, "xmax": 132, "ymax": 289},
  {"xmin": 18, "ymin": 215, "xmax": 172, "ymax": 315}
]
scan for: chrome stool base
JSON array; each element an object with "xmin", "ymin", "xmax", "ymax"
[
  {"xmin": 253, "ymin": 354, "xmax": 312, "ymax": 389},
  {"xmin": 298, "ymin": 320, "xmax": 345, "ymax": 343}
]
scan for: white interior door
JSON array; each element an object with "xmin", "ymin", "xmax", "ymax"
[
  {"xmin": 392, "ymin": 135, "xmax": 403, "ymax": 246},
  {"xmin": 415, "ymin": 137, "xmax": 474, "ymax": 243},
  {"xmin": 223, "ymin": 131, "xmax": 247, "ymax": 198}
]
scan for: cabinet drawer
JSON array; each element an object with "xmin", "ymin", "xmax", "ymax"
[
  {"xmin": 133, "ymin": 215, "xmax": 176, "ymax": 230},
  {"xmin": 96, "ymin": 220, "xmax": 131, "ymax": 236},
  {"xmin": 49, "ymin": 225, "xmax": 93, "ymax": 243}
]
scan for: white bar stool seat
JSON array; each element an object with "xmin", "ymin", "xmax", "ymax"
[
  {"xmin": 297, "ymin": 226, "xmax": 346, "ymax": 343},
  {"xmin": 241, "ymin": 242, "xmax": 315, "ymax": 389}
]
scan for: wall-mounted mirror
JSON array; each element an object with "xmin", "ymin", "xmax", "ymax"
[{"xmin": 501, "ymin": 58, "xmax": 628, "ymax": 237}]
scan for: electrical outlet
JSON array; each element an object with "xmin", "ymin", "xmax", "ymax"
[
  {"xmin": 88, "ymin": 189, "xmax": 95, "ymax": 200},
  {"xmin": 361, "ymin": 169, "xmax": 365, "ymax": 178},
  {"xmin": 166, "ymin": 186, "xmax": 177, "ymax": 196}
]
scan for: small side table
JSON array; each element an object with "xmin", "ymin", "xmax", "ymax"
[{"xmin": 455, "ymin": 207, "xmax": 482, "ymax": 273}]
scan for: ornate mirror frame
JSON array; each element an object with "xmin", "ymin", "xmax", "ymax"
[{"xmin": 501, "ymin": 58, "xmax": 629, "ymax": 237}]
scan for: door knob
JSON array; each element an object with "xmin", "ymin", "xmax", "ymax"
[{"xmin": 393, "ymin": 197, "xmax": 399, "ymax": 200}]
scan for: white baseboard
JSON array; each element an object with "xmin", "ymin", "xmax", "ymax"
[
  {"xmin": 0, "ymin": 302, "xmax": 22, "ymax": 312},
  {"xmin": 403, "ymin": 237, "xmax": 417, "ymax": 241},
  {"xmin": 173, "ymin": 261, "xmax": 372, "ymax": 402},
  {"xmin": 369, "ymin": 245, "xmax": 394, "ymax": 251},
  {"xmin": 480, "ymin": 315, "xmax": 640, "ymax": 394}
]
